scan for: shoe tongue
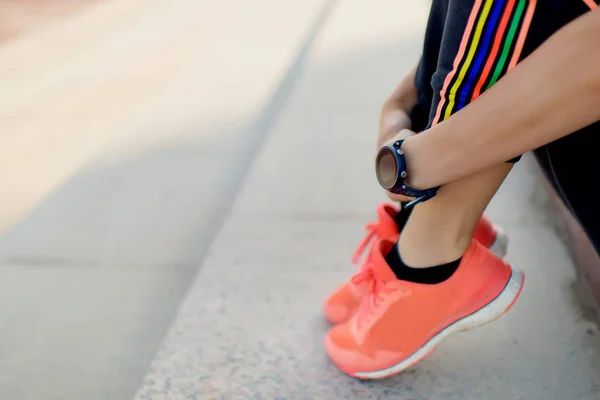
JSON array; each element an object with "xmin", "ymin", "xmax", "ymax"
[
  {"xmin": 371, "ymin": 239, "xmax": 398, "ymax": 282},
  {"xmin": 376, "ymin": 203, "xmax": 400, "ymax": 237}
]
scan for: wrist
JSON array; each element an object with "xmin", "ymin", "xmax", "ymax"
[
  {"xmin": 375, "ymin": 139, "xmax": 439, "ymax": 207},
  {"xmin": 401, "ymin": 124, "xmax": 454, "ymax": 190},
  {"xmin": 399, "ymin": 135, "xmax": 426, "ymax": 190}
]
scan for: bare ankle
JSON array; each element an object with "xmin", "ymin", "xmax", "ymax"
[{"xmin": 396, "ymin": 209, "xmax": 473, "ymax": 268}]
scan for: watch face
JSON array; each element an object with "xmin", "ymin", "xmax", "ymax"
[{"xmin": 376, "ymin": 147, "xmax": 398, "ymax": 189}]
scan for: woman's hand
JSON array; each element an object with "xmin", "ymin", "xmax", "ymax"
[
  {"xmin": 377, "ymin": 65, "xmax": 419, "ymax": 202},
  {"xmin": 377, "ymin": 108, "xmax": 413, "ymax": 150}
]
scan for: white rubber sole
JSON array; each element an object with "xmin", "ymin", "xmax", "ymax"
[
  {"xmin": 489, "ymin": 225, "xmax": 509, "ymax": 258},
  {"xmin": 353, "ymin": 270, "xmax": 524, "ymax": 379}
]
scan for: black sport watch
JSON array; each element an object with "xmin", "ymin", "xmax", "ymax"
[{"xmin": 375, "ymin": 140, "xmax": 439, "ymax": 208}]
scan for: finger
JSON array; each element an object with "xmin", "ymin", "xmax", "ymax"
[{"xmin": 386, "ymin": 191, "xmax": 415, "ymax": 203}]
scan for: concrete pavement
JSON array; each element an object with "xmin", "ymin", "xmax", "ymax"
[{"xmin": 0, "ymin": 0, "xmax": 598, "ymax": 399}]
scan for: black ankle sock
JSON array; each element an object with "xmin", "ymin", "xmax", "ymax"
[
  {"xmin": 385, "ymin": 244, "xmax": 461, "ymax": 284},
  {"xmin": 393, "ymin": 202, "xmax": 414, "ymax": 231}
]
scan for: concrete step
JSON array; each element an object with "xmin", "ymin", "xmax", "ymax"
[{"xmin": 133, "ymin": 1, "xmax": 600, "ymax": 399}]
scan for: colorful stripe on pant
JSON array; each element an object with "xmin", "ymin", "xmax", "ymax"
[
  {"xmin": 582, "ymin": 0, "xmax": 598, "ymax": 10},
  {"xmin": 431, "ymin": 0, "xmax": 537, "ymax": 126}
]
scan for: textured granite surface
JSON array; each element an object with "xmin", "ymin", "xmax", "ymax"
[{"xmin": 134, "ymin": 1, "xmax": 600, "ymax": 398}]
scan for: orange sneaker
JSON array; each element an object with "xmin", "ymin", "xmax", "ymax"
[
  {"xmin": 322, "ymin": 203, "xmax": 508, "ymax": 325},
  {"xmin": 325, "ymin": 238, "xmax": 524, "ymax": 379}
]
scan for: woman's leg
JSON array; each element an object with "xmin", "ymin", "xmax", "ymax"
[{"xmin": 398, "ymin": 163, "xmax": 512, "ymax": 267}]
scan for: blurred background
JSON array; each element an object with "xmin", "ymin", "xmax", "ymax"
[{"xmin": 0, "ymin": 1, "xmax": 598, "ymax": 399}]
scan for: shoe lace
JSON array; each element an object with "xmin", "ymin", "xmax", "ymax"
[
  {"xmin": 352, "ymin": 222, "xmax": 380, "ymax": 265},
  {"xmin": 351, "ymin": 263, "xmax": 397, "ymax": 328}
]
